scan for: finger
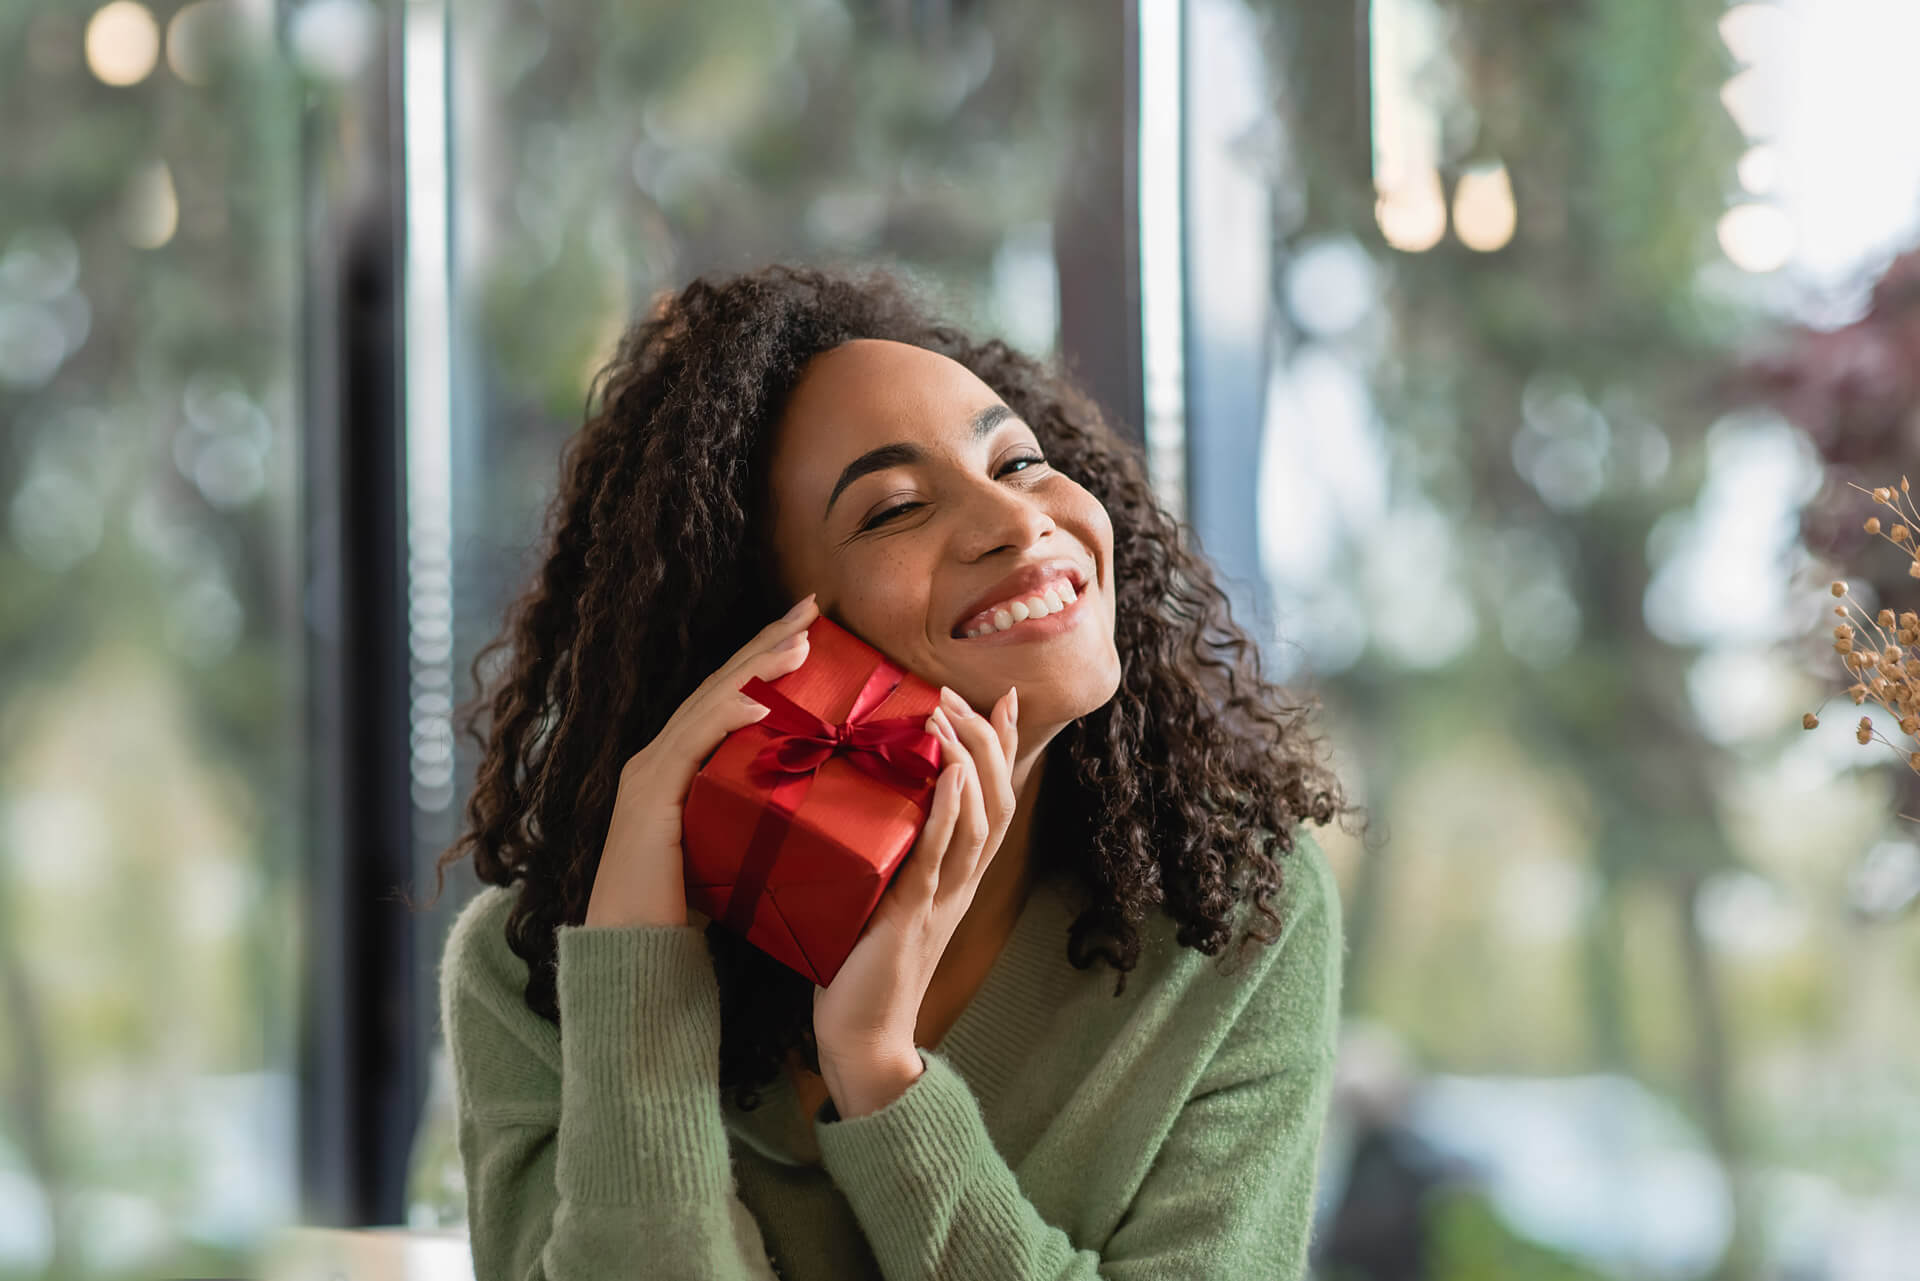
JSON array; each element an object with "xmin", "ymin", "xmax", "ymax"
[
  {"xmin": 723, "ymin": 634, "xmax": 811, "ymax": 716},
  {"xmin": 736, "ymin": 591, "xmax": 818, "ymax": 665},
  {"xmin": 665, "ymin": 631, "xmax": 811, "ymax": 762},
  {"xmin": 677, "ymin": 592, "xmax": 815, "ymax": 714},
  {"xmin": 930, "ymin": 708, "xmax": 988, "ymax": 887},
  {"xmin": 930, "ymin": 703, "xmax": 967, "ymax": 774},
  {"xmin": 938, "ymin": 686, "xmax": 1015, "ymax": 824},
  {"xmin": 902, "ymin": 757, "xmax": 965, "ymax": 899},
  {"xmin": 695, "ymin": 593, "xmax": 819, "ymax": 697},
  {"xmin": 756, "ymin": 591, "xmax": 819, "ymax": 642},
  {"xmin": 992, "ymin": 684, "xmax": 1018, "ymax": 765}
]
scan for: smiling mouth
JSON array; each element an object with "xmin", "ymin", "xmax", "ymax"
[{"xmin": 951, "ymin": 571, "xmax": 1086, "ymax": 639}]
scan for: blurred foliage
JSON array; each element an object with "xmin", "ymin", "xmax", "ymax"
[
  {"xmin": 1251, "ymin": 0, "xmax": 1751, "ymax": 1055},
  {"xmin": 1247, "ymin": 0, "xmax": 1879, "ymax": 1277},
  {"xmin": 1423, "ymin": 1186, "xmax": 1616, "ymax": 1281},
  {"xmin": 2, "ymin": 1, "xmax": 303, "ymax": 1277}
]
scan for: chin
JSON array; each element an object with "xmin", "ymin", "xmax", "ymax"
[
  {"xmin": 1000, "ymin": 643, "xmax": 1123, "ymax": 731},
  {"xmin": 1072, "ymin": 652, "xmax": 1125, "ymax": 720}
]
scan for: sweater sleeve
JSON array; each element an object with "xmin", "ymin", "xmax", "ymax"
[
  {"xmin": 810, "ymin": 842, "xmax": 1346, "ymax": 1281},
  {"xmin": 441, "ymin": 909, "xmax": 782, "ymax": 1281}
]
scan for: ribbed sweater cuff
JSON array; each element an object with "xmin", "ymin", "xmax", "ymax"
[
  {"xmin": 814, "ymin": 1049, "xmax": 1002, "ymax": 1263},
  {"xmin": 553, "ymin": 921, "xmax": 730, "ymax": 1206}
]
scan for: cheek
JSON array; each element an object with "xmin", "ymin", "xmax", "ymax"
[
  {"xmin": 1073, "ymin": 493, "xmax": 1120, "ymax": 637},
  {"xmin": 837, "ymin": 546, "xmax": 938, "ymax": 642},
  {"xmin": 1062, "ymin": 484, "xmax": 1116, "ymax": 567}
]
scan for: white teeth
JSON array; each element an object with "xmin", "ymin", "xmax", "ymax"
[{"xmin": 956, "ymin": 578, "xmax": 1084, "ymax": 638}]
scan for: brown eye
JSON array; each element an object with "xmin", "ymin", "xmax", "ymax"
[{"xmin": 861, "ymin": 501, "xmax": 923, "ymax": 531}]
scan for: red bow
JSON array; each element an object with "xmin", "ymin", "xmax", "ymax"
[{"xmin": 738, "ymin": 665, "xmax": 941, "ymax": 791}]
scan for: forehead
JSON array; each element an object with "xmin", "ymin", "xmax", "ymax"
[{"xmin": 776, "ymin": 338, "xmax": 999, "ymax": 455}]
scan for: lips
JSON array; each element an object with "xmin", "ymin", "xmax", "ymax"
[{"xmin": 948, "ymin": 560, "xmax": 1091, "ymax": 639}]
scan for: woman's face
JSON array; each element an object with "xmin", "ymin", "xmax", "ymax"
[{"xmin": 765, "ymin": 338, "xmax": 1122, "ymax": 737}]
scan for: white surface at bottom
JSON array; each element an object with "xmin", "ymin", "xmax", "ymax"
[{"xmin": 262, "ymin": 1226, "xmax": 474, "ymax": 1281}]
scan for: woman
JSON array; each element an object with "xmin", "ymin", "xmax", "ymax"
[{"xmin": 426, "ymin": 262, "xmax": 1360, "ymax": 1280}]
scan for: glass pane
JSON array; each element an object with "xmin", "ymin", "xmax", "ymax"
[
  {"xmin": 1, "ymin": 3, "xmax": 304, "ymax": 1279},
  {"xmin": 408, "ymin": 0, "xmax": 1130, "ymax": 1227},
  {"xmin": 1182, "ymin": 0, "xmax": 1920, "ymax": 1275}
]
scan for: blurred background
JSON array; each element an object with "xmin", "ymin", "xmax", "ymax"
[{"xmin": 4, "ymin": 0, "xmax": 1919, "ymax": 1277}]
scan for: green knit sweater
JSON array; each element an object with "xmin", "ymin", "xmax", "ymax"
[{"xmin": 437, "ymin": 829, "xmax": 1344, "ymax": 1280}]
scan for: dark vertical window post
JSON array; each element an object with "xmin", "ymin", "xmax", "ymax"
[
  {"xmin": 297, "ymin": 2, "xmax": 423, "ymax": 1228},
  {"xmin": 1056, "ymin": 0, "xmax": 1147, "ymax": 451}
]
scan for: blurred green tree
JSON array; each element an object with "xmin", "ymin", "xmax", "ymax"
[{"xmin": 1251, "ymin": 0, "xmax": 1767, "ymax": 1276}]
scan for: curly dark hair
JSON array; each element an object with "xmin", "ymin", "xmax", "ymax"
[{"xmin": 414, "ymin": 260, "xmax": 1362, "ymax": 1113}]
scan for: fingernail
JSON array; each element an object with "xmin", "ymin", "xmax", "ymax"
[
  {"xmin": 940, "ymin": 686, "xmax": 966, "ymax": 713},
  {"xmin": 783, "ymin": 593, "xmax": 816, "ymax": 621}
]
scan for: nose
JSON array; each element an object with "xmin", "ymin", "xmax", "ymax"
[{"xmin": 951, "ymin": 476, "xmax": 1057, "ymax": 562}]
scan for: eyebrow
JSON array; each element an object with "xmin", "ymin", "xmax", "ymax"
[{"xmin": 822, "ymin": 402, "xmax": 1015, "ymax": 520}]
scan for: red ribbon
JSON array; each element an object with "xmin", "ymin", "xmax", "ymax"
[{"xmin": 721, "ymin": 660, "xmax": 941, "ymax": 942}]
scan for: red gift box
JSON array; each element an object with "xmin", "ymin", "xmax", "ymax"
[{"xmin": 681, "ymin": 615, "xmax": 944, "ymax": 986}]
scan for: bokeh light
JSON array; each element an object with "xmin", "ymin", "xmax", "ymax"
[
  {"xmin": 1718, "ymin": 201, "xmax": 1796, "ymax": 272},
  {"xmin": 1719, "ymin": 67, "xmax": 1776, "ymax": 139},
  {"xmin": 85, "ymin": 1, "xmax": 160, "ymax": 86},
  {"xmin": 1453, "ymin": 161, "xmax": 1517, "ymax": 252},
  {"xmin": 1719, "ymin": 3, "xmax": 1790, "ymax": 67},
  {"xmin": 1375, "ymin": 169, "xmax": 1446, "ymax": 252},
  {"xmin": 122, "ymin": 161, "xmax": 178, "ymax": 249},
  {"xmin": 1737, "ymin": 144, "xmax": 1782, "ymax": 195},
  {"xmin": 1284, "ymin": 237, "xmax": 1379, "ymax": 337},
  {"xmin": 290, "ymin": 0, "xmax": 378, "ymax": 83},
  {"xmin": 166, "ymin": 1, "xmax": 224, "ymax": 85}
]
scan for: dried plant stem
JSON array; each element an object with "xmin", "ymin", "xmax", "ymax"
[{"xmin": 1808, "ymin": 478, "xmax": 1920, "ymax": 792}]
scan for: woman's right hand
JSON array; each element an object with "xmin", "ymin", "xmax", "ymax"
[{"xmin": 584, "ymin": 592, "xmax": 820, "ymax": 929}]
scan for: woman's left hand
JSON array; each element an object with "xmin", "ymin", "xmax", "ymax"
[{"xmin": 811, "ymin": 683, "xmax": 1018, "ymax": 1117}]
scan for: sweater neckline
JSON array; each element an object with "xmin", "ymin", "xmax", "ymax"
[{"xmin": 721, "ymin": 871, "xmax": 1084, "ymax": 1167}]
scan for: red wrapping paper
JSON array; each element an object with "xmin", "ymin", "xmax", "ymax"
[{"xmin": 681, "ymin": 615, "xmax": 944, "ymax": 986}]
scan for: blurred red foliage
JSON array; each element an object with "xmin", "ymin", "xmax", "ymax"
[{"xmin": 1729, "ymin": 249, "xmax": 1920, "ymax": 574}]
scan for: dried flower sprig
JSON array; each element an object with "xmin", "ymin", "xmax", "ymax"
[{"xmin": 1805, "ymin": 477, "xmax": 1920, "ymax": 821}]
